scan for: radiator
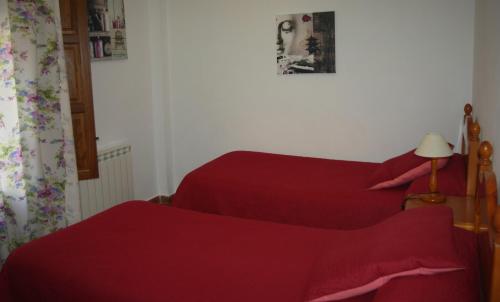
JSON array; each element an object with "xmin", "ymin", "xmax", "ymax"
[{"xmin": 79, "ymin": 144, "xmax": 134, "ymax": 219}]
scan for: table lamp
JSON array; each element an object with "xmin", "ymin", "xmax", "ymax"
[{"xmin": 414, "ymin": 133, "xmax": 453, "ymax": 203}]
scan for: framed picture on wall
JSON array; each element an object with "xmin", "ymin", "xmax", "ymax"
[
  {"xmin": 276, "ymin": 11, "xmax": 335, "ymax": 75},
  {"xmin": 87, "ymin": 0, "xmax": 128, "ymax": 61}
]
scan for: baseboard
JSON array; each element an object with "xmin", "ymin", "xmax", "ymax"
[{"xmin": 148, "ymin": 195, "xmax": 173, "ymax": 205}]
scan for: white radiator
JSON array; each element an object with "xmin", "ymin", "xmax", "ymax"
[{"xmin": 79, "ymin": 144, "xmax": 134, "ymax": 219}]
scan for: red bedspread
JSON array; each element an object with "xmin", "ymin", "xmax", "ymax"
[
  {"xmin": 371, "ymin": 227, "xmax": 480, "ymax": 302},
  {"xmin": 1, "ymin": 202, "xmax": 324, "ymax": 302},
  {"xmin": 173, "ymin": 151, "xmax": 407, "ymax": 229},
  {"xmin": 0, "ymin": 202, "xmax": 478, "ymax": 302}
]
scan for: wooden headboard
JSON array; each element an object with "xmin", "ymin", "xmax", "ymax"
[
  {"xmin": 475, "ymin": 141, "xmax": 500, "ymax": 302},
  {"xmin": 463, "ymin": 104, "xmax": 481, "ymax": 197},
  {"xmin": 462, "ymin": 103, "xmax": 473, "ymax": 154}
]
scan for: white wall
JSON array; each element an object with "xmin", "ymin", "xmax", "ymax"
[
  {"xmin": 148, "ymin": 0, "xmax": 174, "ymax": 196},
  {"xmin": 90, "ymin": 0, "xmax": 167, "ymax": 199},
  {"xmin": 474, "ymin": 0, "xmax": 500, "ymax": 176},
  {"xmin": 166, "ymin": 0, "xmax": 475, "ymax": 187}
]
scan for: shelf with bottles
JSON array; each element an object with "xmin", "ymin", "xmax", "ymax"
[
  {"xmin": 87, "ymin": 0, "xmax": 127, "ymax": 61},
  {"xmin": 89, "ymin": 35, "xmax": 112, "ymax": 60}
]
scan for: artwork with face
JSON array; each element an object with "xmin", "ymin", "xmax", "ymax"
[{"xmin": 276, "ymin": 11, "xmax": 335, "ymax": 75}]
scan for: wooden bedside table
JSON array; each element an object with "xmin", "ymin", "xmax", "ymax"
[{"xmin": 404, "ymin": 195, "xmax": 488, "ymax": 232}]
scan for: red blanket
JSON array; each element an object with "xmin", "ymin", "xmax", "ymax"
[
  {"xmin": 0, "ymin": 202, "xmax": 478, "ymax": 302},
  {"xmin": 173, "ymin": 151, "xmax": 407, "ymax": 229}
]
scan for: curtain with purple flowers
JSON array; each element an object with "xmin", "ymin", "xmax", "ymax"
[{"xmin": 0, "ymin": 0, "xmax": 81, "ymax": 266}]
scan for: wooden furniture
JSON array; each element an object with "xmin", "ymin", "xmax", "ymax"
[
  {"xmin": 407, "ymin": 140, "xmax": 500, "ymax": 301},
  {"xmin": 475, "ymin": 141, "xmax": 500, "ymax": 302},
  {"xmin": 404, "ymin": 195, "xmax": 488, "ymax": 232},
  {"xmin": 460, "ymin": 103, "xmax": 481, "ymax": 197},
  {"xmin": 59, "ymin": 0, "xmax": 99, "ymax": 180},
  {"xmin": 462, "ymin": 103, "xmax": 473, "ymax": 154},
  {"xmin": 467, "ymin": 121, "xmax": 481, "ymax": 196},
  {"xmin": 149, "ymin": 195, "xmax": 173, "ymax": 205}
]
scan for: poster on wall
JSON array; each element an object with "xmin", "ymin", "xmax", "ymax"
[
  {"xmin": 276, "ymin": 11, "xmax": 335, "ymax": 75},
  {"xmin": 87, "ymin": 0, "xmax": 128, "ymax": 61}
]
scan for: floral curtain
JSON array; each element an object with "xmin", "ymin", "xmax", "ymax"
[{"xmin": 0, "ymin": 0, "xmax": 81, "ymax": 266}]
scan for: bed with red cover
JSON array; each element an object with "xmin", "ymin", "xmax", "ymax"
[
  {"xmin": 173, "ymin": 150, "xmax": 468, "ymax": 229},
  {"xmin": 0, "ymin": 201, "xmax": 479, "ymax": 302}
]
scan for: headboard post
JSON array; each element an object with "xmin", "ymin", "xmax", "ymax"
[
  {"xmin": 493, "ymin": 210, "xmax": 500, "ymax": 302},
  {"xmin": 476, "ymin": 141, "xmax": 500, "ymax": 302},
  {"xmin": 476, "ymin": 142, "xmax": 493, "ymax": 232},
  {"xmin": 462, "ymin": 104, "xmax": 473, "ymax": 154},
  {"xmin": 467, "ymin": 122, "xmax": 481, "ymax": 197}
]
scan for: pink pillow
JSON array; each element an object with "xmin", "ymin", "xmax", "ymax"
[
  {"xmin": 406, "ymin": 154, "xmax": 467, "ymax": 197},
  {"xmin": 370, "ymin": 228, "xmax": 480, "ymax": 302},
  {"xmin": 305, "ymin": 206, "xmax": 463, "ymax": 302},
  {"xmin": 368, "ymin": 149, "xmax": 449, "ymax": 190}
]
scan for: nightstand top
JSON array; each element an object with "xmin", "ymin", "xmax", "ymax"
[{"xmin": 405, "ymin": 195, "xmax": 488, "ymax": 232}]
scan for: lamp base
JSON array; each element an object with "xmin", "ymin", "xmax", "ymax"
[{"xmin": 421, "ymin": 193, "xmax": 446, "ymax": 204}]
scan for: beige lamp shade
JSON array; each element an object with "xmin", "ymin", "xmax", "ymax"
[{"xmin": 415, "ymin": 133, "xmax": 453, "ymax": 158}]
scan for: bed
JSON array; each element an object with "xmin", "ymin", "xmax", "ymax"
[
  {"xmin": 0, "ymin": 202, "xmax": 483, "ymax": 302},
  {"xmin": 172, "ymin": 105, "xmax": 478, "ymax": 229},
  {"xmin": 1, "ymin": 141, "xmax": 498, "ymax": 302}
]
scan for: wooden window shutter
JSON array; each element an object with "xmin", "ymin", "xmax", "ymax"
[{"xmin": 59, "ymin": 0, "xmax": 99, "ymax": 180}]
